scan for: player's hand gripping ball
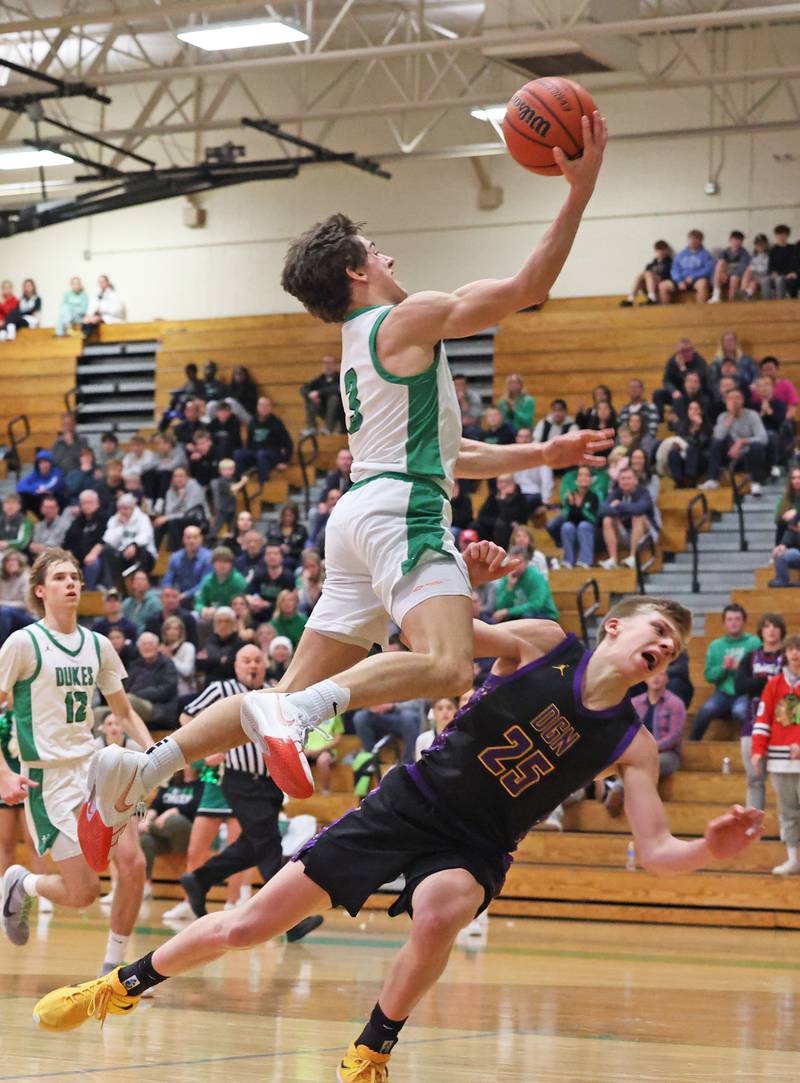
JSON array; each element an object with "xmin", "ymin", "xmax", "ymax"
[{"xmin": 503, "ymin": 76, "xmax": 597, "ymax": 176}]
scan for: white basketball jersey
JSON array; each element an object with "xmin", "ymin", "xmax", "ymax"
[
  {"xmin": 340, "ymin": 305, "xmax": 462, "ymax": 497},
  {"xmin": 0, "ymin": 622, "xmax": 125, "ymax": 765}
]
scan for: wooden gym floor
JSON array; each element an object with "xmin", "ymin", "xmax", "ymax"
[{"xmin": 3, "ymin": 899, "xmax": 800, "ymax": 1082}]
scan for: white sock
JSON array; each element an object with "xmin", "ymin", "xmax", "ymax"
[
  {"xmin": 104, "ymin": 931, "xmax": 129, "ymax": 967},
  {"xmin": 788, "ymin": 846, "xmax": 798, "ymax": 864},
  {"xmin": 626, "ymin": 294, "xmax": 635, "ymax": 302},
  {"xmin": 286, "ymin": 680, "xmax": 350, "ymax": 726},
  {"xmin": 647, "ymin": 292, "xmax": 657, "ymax": 302},
  {"xmin": 141, "ymin": 736, "xmax": 186, "ymax": 791},
  {"xmin": 711, "ymin": 289, "xmax": 721, "ymax": 301},
  {"xmin": 22, "ymin": 873, "xmax": 41, "ymax": 897}
]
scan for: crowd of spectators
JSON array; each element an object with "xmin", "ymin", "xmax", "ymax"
[{"xmin": 0, "ymin": 274, "xmax": 127, "ymax": 342}]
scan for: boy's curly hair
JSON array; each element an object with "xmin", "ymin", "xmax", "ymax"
[{"xmin": 281, "ymin": 213, "xmax": 367, "ymax": 323}]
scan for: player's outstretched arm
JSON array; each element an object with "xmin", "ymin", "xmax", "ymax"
[
  {"xmin": 621, "ymin": 730, "xmax": 763, "ymax": 875},
  {"xmin": 456, "ymin": 429, "xmax": 614, "ymax": 478},
  {"xmin": 385, "ymin": 112, "xmax": 607, "ymax": 344},
  {"xmin": 104, "ymin": 688, "xmax": 153, "ymax": 750}
]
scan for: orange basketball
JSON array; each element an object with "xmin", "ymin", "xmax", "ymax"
[{"xmin": 502, "ymin": 77, "xmax": 597, "ymax": 176}]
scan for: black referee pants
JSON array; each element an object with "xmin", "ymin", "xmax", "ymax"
[{"xmin": 191, "ymin": 770, "xmax": 284, "ymax": 890}]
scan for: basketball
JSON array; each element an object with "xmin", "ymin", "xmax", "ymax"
[{"xmin": 502, "ymin": 76, "xmax": 597, "ymax": 176}]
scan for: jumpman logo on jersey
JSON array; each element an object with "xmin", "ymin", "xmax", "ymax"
[{"xmin": 552, "ymin": 664, "xmax": 569, "ymax": 677}]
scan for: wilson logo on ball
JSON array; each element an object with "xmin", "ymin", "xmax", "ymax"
[{"xmin": 511, "ymin": 95, "xmax": 551, "ymax": 137}]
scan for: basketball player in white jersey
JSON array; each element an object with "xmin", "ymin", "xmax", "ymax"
[
  {"xmin": 0, "ymin": 548, "xmax": 151, "ymax": 971},
  {"xmin": 79, "ymin": 113, "xmax": 611, "ymax": 866}
]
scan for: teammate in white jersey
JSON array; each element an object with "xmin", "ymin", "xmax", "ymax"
[
  {"xmin": 0, "ymin": 548, "xmax": 152, "ymax": 971},
  {"xmin": 78, "ymin": 113, "xmax": 611, "ymax": 867}
]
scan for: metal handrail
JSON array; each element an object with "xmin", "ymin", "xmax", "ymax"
[
  {"xmin": 3, "ymin": 414, "xmax": 30, "ymax": 480},
  {"xmin": 64, "ymin": 386, "xmax": 77, "ymax": 414},
  {"xmin": 240, "ymin": 470, "xmax": 262, "ymax": 515},
  {"xmin": 730, "ymin": 471, "xmax": 749, "ymax": 552},
  {"xmin": 635, "ymin": 533, "xmax": 657, "ymax": 594},
  {"xmin": 577, "ymin": 577, "xmax": 601, "ymax": 648},
  {"xmin": 297, "ymin": 430, "xmax": 319, "ymax": 517},
  {"xmin": 687, "ymin": 492, "xmax": 709, "ymax": 594}
]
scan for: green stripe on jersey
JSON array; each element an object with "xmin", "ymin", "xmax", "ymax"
[
  {"xmin": 401, "ymin": 480, "xmax": 455, "ymax": 576},
  {"xmin": 406, "ymin": 347, "xmax": 444, "ymax": 478},
  {"xmin": 37, "ymin": 622, "xmax": 86, "ymax": 658},
  {"xmin": 27, "ymin": 767, "xmax": 59, "ymax": 855},
  {"xmin": 14, "ymin": 628, "xmax": 42, "ymax": 762}
]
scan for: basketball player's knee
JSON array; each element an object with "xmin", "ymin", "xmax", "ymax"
[
  {"xmin": 413, "ymin": 895, "xmax": 477, "ymax": 944},
  {"xmin": 432, "ymin": 648, "xmax": 473, "ymax": 696},
  {"xmin": 223, "ymin": 911, "xmax": 267, "ymax": 950},
  {"xmin": 118, "ymin": 845, "xmax": 146, "ymax": 882}
]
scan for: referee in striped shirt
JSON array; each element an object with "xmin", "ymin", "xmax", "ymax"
[{"xmin": 178, "ymin": 643, "xmax": 323, "ymax": 942}]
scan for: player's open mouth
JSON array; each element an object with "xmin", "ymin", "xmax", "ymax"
[{"xmin": 641, "ymin": 650, "xmax": 657, "ymax": 672}]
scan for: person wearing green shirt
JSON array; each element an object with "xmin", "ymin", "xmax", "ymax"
[
  {"xmin": 270, "ymin": 588, "xmax": 307, "ymax": 649},
  {"xmin": 492, "ymin": 548, "xmax": 559, "ymax": 623},
  {"xmin": 0, "ymin": 493, "xmax": 33, "ymax": 554},
  {"xmin": 55, "ymin": 276, "xmax": 89, "ymax": 337},
  {"xmin": 498, "ymin": 373, "xmax": 535, "ymax": 431},
  {"xmin": 691, "ymin": 603, "xmax": 761, "ymax": 740},
  {"xmin": 195, "ymin": 547, "xmax": 248, "ymax": 621},
  {"xmin": 304, "ymin": 714, "xmax": 345, "ymax": 795}
]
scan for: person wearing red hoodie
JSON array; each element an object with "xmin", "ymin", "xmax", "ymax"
[
  {"xmin": 752, "ymin": 634, "xmax": 800, "ymax": 875},
  {"xmin": 0, "ymin": 279, "xmax": 18, "ymax": 325}
]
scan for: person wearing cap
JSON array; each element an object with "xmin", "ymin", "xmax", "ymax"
[
  {"xmin": 92, "ymin": 588, "xmax": 139, "ymax": 644},
  {"xmin": 266, "ymin": 636, "xmax": 293, "ymax": 685},
  {"xmin": 102, "ymin": 493, "xmax": 157, "ymax": 582}
]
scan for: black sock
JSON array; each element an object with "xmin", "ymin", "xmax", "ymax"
[
  {"xmin": 117, "ymin": 952, "xmax": 168, "ymax": 996},
  {"xmin": 355, "ymin": 1002, "xmax": 407, "ymax": 1055}
]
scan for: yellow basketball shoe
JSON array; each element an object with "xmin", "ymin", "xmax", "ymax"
[
  {"xmin": 336, "ymin": 1042, "xmax": 391, "ymax": 1082},
  {"xmin": 33, "ymin": 967, "xmax": 140, "ymax": 1031}
]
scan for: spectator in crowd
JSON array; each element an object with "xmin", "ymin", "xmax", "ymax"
[
  {"xmin": 101, "ymin": 492, "xmax": 157, "ymax": 581},
  {"xmin": 559, "ymin": 464, "xmax": 599, "ymax": 568},
  {"xmin": 121, "ymin": 434, "xmax": 156, "ymax": 479},
  {"xmin": 209, "ymin": 458, "xmax": 245, "ymax": 539},
  {"xmin": 769, "ymin": 466, "xmax": 800, "ymax": 587},
  {"xmin": 512, "ymin": 428, "xmax": 553, "ymax": 517},
  {"xmin": 235, "ymin": 396, "xmax": 293, "ymax": 483},
  {"xmin": 266, "ymin": 635, "xmax": 293, "ymax": 685},
  {"xmin": 322, "ymin": 448, "xmax": 353, "ymax": 499},
  {"xmin": 630, "ymin": 447, "xmax": 659, "ymax": 501},
  {"xmin": 752, "ymin": 357, "xmax": 798, "ymax": 424},
  {"xmin": 620, "ymin": 239, "xmax": 673, "ymax": 307},
  {"xmin": 711, "ymin": 373, "xmax": 744, "ymax": 420},
  {"xmin": 672, "ymin": 370, "xmax": 715, "ymax": 422},
  {"xmin": 137, "ymin": 767, "xmax": 202, "ymax": 893},
  {"xmin": 81, "ymin": 274, "xmax": 125, "ymax": 337},
  {"xmin": 582, "ymin": 399, "xmax": 616, "ymax": 448},
  {"xmin": 208, "ymin": 400, "xmax": 242, "ymax": 461},
  {"xmin": 453, "ymin": 373, "xmax": 483, "ymax": 427},
  {"xmin": 97, "ymin": 432, "xmax": 121, "ymax": 469},
  {"xmin": 752, "ymin": 635, "xmax": 800, "ymax": 874},
  {"xmin": 203, "ymin": 360, "xmax": 228, "ymax": 404},
  {"xmin": 0, "ymin": 550, "xmax": 29, "ymax": 610},
  {"xmin": 230, "ymin": 594, "xmax": 256, "ymax": 644},
  {"xmin": 0, "ymin": 492, "xmax": 33, "ymax": 554},
  {"xmin": 546, "ymin": 465, "xmax": 609, "ymax": 550},
  {"xmin": 301, "ymin": 354, "xmax": 345, "ymax": 434},
  {"xmin": 107, "ymin": 626, "xmax": 136, "ymax": 669},
  {"xmin": 449, "ymin": 479, "xmax": 474, "ymax": 535},
  {"xmin": 195, "ymin": 546, "xmax": 248, "ymax": 622},
  {"xmin": 709, "ymin": 331, "xmax": 758, "ymax": 396},
  {"xmin": 306, "ymin": 488, "xmax": 339, "ymax": 555},
  {"xmin": 661, "ymin": 400, "xmax": 713, "ymax": 487},
  {"xmin": 753, "ymin": 373, "xmax": 789, "ymax": 473},
  {"xmin": 195, "ymin": 606, "xmax": 244, "ymax": 683},
  {"xmin": 766, "ymin": 224, "xmax": 799, "ymax": 299},
  {"xmin": 142, "ymin": 432, "xmax": 188, "ymax": 505},
  {"xmin": 599, "ymin": 466, "xmax": 658, "ymax": 569},
  {"xmin": 28, "ymin": 494, "xmax": 70, "ymax": 555},
  {"xmin": 353, "ymin": 700, "xmax": 423, "ymax": 765},
  {"xmin": 742, "ymin": 233, "xmax": 771, "ymax": 300},
  {"xmin": 234, "ymin": 530, "xmax": 266, "ymax": 584},
  {"xmin": 187, "ymin": 429, "xmax": 217, "ymax": 488},
  {"xmin": 476, "ymin": 473, "xmax": 528, "ymax": 548},
  {"xmin": 533, "ymin": 398, "xmax": 576, "ymax": 445},
  {"xmin": 734, "ymin": 613, "xmax": 786, "ymax": 810},
  {"xmin": 617, "ymin": 378, "xmax": 660, "ymax": 439},
  {"xmin": 415, "ymin": 697, "xmax": 458, "ymax": 759},
  {"xmin": 228, "ymin": 365, "xmax": 258, "ymax": 420},
  {"xmin": 97, "ymin": 456, "xmax": 128, "ymax": 512},
  {"xmin": 253, "ymin": 620, "xmax": 276, "ymax": 659},
  {"xmin": 269, "ymin": 588, "xmax": 307, "ymax": 648},
  {"xmin": 144, "ymin": 585, "xmax": 198, "ymax": 646},
  {"xmin": 246, "ymin": 542, "xmax": 295, "ymax": 624},
  {"xmin": 159, "ymin": 616, "xmax": 197, "ymax": 697},
  {"xmin": 154, "ymin": 466, "xmax": 210, "ymax": 551},
  {"xmin": 296, "ymin": 549, "xmax": 324, "ymax": 615},
  {"xmin": 163, "ymin": 525, "xmax": 213, "ymax": 607},
  {"xmin": 492, "ymin": 547, "xmax": 559, "ymax": 622},
  {"xmin": 173, "ymin": 400, "xmax": 203, "ymax": 449},
  {"xmin": 653, "ymin": 338, "xmax": 710, "ymax": 419},
  {"xmin": 701, "ymin": 387, "xmax": 768, "ymax": 495},
  {"xmin": 691, "ymin": 603, "xmax": 760, "ymax": 741},
  {"xmin": 64, "ymin": 447, "xmax": 99, "ymax": 506},
  {"xmin": 229, "ymin": 510, "xmax": 255, "ymax": 557},
  {"xmin": 497, "ymin": 373, "xmax": 535, "ymax": 431},
  {"xmin": 276, "ymin": 502, "xmax": 308, "ymax": 568},
  {"xmin": 171, "ymin": 364, "xmax": 206, "ymax": 406},
  {"xmin": 50, "ymin": 411, "xmax": 88, "ymax": 475},
  {"xmin": 481, "ymin": 405, "xmax": 516, "ymax": 447},
  {"xmin": 304, "ymin": 712, "xmax": 345, "ymax": 796},
  {"xmin": 0, "ymin": 279, "xmax": 18, "ymax": 325},
  {"xmin": 662, "ymin": 228, "xmax": 715, "ymax": 303},
  {"xmin": 666, "ymin": 650, "xmax": 694, "ymax": 709},
  {"xmin": 123, "ymin": 630, "xmax": 179, "ymax": 726},
  {"xmin": 16, "ymin": 450, "xmax": 64, "ymax": 514},
  {"xmin": 710, "ymin": 230, "xmax": 751, "ymax": 304},
  {"xmin": 507, "ymin": 524, "xmax": 549, "ymax": 580},
  {"xmin": 55, "ymin": 276, "xmax": 89, "ymax": 337},
  {"xmin": 92, "ymin": 587, "xmax": 138, "ymax": 643},
  {"xmin": 575, "ymin": 385, "xmax": 614, "ymax": 430},
  {"xmin": 630, "ymin": 670, "xmax": 685, "ymax": 779},
  {"xmin": 63, "ymin": 489, "xmax": 107, "ymax": 588},
  {"xmin": 627, "ymin": 412, "xmax": 657, "ymax": 461},
  {"xmin": 122, "ymin": 568, "xmax": 162, "ymax": 634},
  {"xmin": 0, "ymin": 277, "xmax": 41, "ymax": 339}
]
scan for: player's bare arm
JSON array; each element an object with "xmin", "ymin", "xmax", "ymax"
[
  {"xmin": 618, "ymin": 729, "xmax": 763, "ymax": 874},
  {"xmin": 455, "ymin": 429, "xmax": 615, "ymax": 478},
  {"xmin": 377, "ymin": 111, "xmax": 607, "ymax": 360},
  {"xmin": 103, "ymin": 688, "xmax": 152, "ymax": 749}
]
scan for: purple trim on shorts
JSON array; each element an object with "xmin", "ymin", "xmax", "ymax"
[
  {"xmin": 292, "ymin": 802, "xmax": 362, "ymax": 863},
  {"xmin": 603, "ymin": 720, "xmax": 642, "ymax": 772},
  {"xmin": 572, "ymin": 650, "xmax": 629, "ymax": 719}
]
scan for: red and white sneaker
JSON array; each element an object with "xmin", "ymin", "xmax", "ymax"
[
  {"xmin": 241, "ymin": 691, "xmax": 315, "ymax": 799},
  {"xmin": 78, "ymin": 745, "xmax": 148, "ymax": 872}
]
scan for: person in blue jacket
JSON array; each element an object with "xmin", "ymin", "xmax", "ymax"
[
  {"xmin": 599, "ymin": 465, "xmax": 658, "ymax": 569},
  {"xmin": 16, "ymin": 450, "xmax": 64, "ymax": 514},
  {"xmin": 660, "ymin": 228, "xmax": 715, "ymax": 304}
]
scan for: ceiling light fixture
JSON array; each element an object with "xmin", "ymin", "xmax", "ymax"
[
  {"xmin": 176, "ymin": 20, "xmax": 308, "ymax": 52},
  {"xmin": 0, "ymin": 148, "xmax": 73, "ymax": 170},
  {"xmin": 470, "ymin": 106, "xmax": 506, "ymax": 123}
]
